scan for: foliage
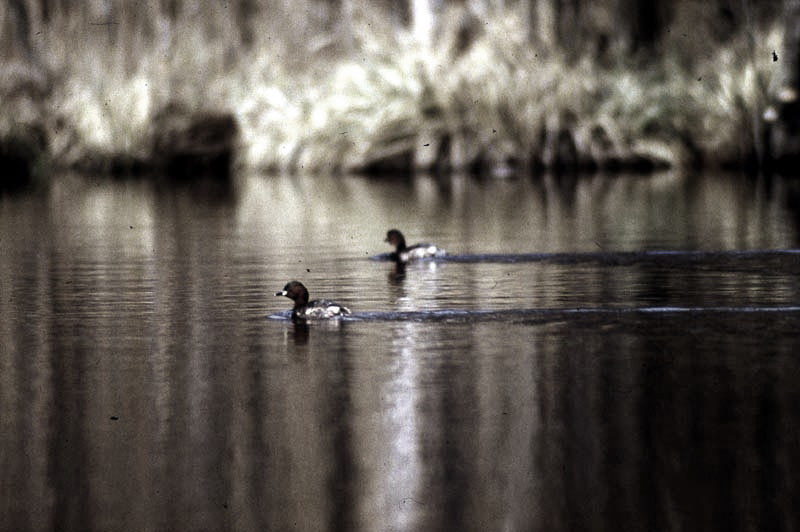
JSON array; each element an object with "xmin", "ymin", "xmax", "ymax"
[{"xmin": 0, "ymin": 1, "xmax": 786, "ymax": 174}]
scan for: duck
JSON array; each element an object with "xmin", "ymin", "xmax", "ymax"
[
  {"xmin": 276, "ymin": 281, "xmax": 351, "ymax": 320},
  {"xmin": 384, "ymin": 229, "xmax": 446, "ymax": 262}
]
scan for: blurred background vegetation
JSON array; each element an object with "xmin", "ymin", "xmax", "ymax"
[{"xmin": 1, "ymin": 0, "xmax": 797, "ymax": 183}]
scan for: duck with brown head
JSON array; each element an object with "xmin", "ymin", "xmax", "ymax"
[
  {"xmin": 384, "ymin": 229, "xmax": 446, "ymax": 262},
  {"xmin": 276, "ymin": 281, "xmax": 351, "ymax": 321}
]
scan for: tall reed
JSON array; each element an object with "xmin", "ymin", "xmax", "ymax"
[{"xmin": 0, "ymin": 1, "xmax": 785, "ymax": 174}]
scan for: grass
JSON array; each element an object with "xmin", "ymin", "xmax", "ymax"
[{"xmin": 0, "ymin": 2, "xmax": 786, "ymax": 177}]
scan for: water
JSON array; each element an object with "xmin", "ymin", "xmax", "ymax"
[{"xmin": 2, "ymin": 171, "xmax": 800, "ymax": 531}]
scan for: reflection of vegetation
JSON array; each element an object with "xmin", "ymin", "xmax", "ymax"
[{"xmin": 0, "ymin": 1, "xmax": 788, "ymax": 180}]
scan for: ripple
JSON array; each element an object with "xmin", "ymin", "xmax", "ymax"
[
  {"xmin": 369, "ymin": 249, "xmax": 800, "ymax": 265},
  {"xmin": 267, "ymin": 306, "xmax": 800, "ymax": 323}
]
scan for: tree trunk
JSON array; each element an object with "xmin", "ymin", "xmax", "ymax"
[
  {"xmin": 7, "ymin": 0, "xmax": 34, "ymax": 61},
  {"xmin": 617, "ymin": 0, "xmax": 668, "ymax": 57},
  {"xmin": 411, "ymin": 0, "xmax": 435, "ymax": 47}
]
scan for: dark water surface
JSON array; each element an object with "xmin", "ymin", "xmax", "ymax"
[{"xmin": 2, "ymin": 171, "xmax": 800, "ymax": 531}]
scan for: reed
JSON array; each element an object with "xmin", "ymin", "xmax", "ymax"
[{"xmin": 0, "ymin": 1, "xmax": 784, "ymax": 176}]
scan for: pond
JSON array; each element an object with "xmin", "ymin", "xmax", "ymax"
[{"xmin": 2, "ymin": 170, "xmax": 800, "ymax": 531}]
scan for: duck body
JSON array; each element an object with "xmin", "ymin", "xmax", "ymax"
[
  {"xmin": 385, "ymin": 229, "xmax": 446, "ymax": 262},
  {"xmin": 276, "ymin": 281, "xmax": 351, "ymax": 320}
]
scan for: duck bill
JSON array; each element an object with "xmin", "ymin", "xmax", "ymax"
[{"xmin": 276, "ymin": 290, "xmax": 288, "ymax": 297}]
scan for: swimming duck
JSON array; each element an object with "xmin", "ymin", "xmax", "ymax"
[
  {"xmin": 276, "ymin": 281, "xmax": 351, "ymax": 320},
  {"xmin": 385, "ymin": 229, "xmax": 446, "ymax": 262}
]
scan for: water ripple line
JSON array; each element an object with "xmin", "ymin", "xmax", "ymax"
[
  {"xmin": 370, "ymin": 249, "xmax": 800, "ymax": 265},
  {"xmin": 267, "ymin": 306, "xmax": 800, "ymax": 323}
]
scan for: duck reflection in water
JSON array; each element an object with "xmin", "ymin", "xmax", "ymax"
[
  {"xmin": 276, "ymin": 281, "xmax": 351, "ymax": 321},
  {"xmin": 388, "ymin": 260, "xmax": 407, "ymax": 283},
  {"xmin": 290, "ymin": 320, "xmax": 309, "ymax": 344}
]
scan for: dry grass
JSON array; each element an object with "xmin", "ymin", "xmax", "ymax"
[{"xmin": 0, "ymin": 2, "xmax": 784, "ymax": 175}]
